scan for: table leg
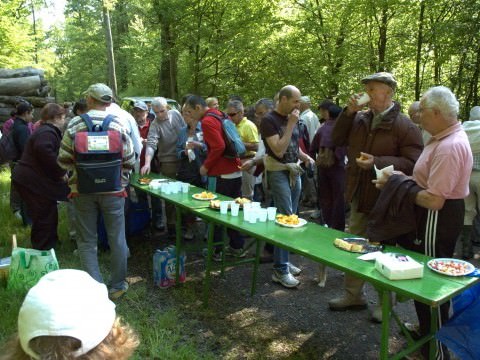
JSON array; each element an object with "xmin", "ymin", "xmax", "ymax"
[
  {"xmin": 380, "ymin": 290, "xmax": 391, "ymax": 359},
  {"xmin": 175, "ymin": 207, "xmax": 182, "ymax": 282},
  {"xmin": 251, "ymin": 239, "xmax": 261, "ymax": 296},
  {"xmin": 203, "ymin": 222, "xmax": 215, "ymax": 308},
  {"xmin": 428, "ymin": 306, "xmax": 439, "ymax": 360},
  {"xmin": 220, "ymin": 226, "xmax": 227, "ymax": 276}
]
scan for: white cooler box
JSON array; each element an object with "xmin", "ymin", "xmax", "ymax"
[{"xmin": 375, "ymin": 252, "xmax": 423, "ymax": 280}]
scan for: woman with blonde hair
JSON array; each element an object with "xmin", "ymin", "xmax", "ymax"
[{"xmin": 0, "ymin": 269, "xmax": 139, "ymax": 360}]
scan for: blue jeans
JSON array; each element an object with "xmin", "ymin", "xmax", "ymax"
[
  {"xmin": 73, "ymin": 194, "xmax": 128, "ymax": 291},
  {"xmin": 267, "ymin": 170, "xmax": 301, "ymax": 274}
]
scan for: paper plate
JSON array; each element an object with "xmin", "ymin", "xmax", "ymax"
[
  {"xmin": 275, "ymin": 218, "xmax": 307, "ymax": 228},
  {"xmin": 427, "ymin": 258, "xmax": 475, "ymax": 277},
  {"xmin": 192, "ymin": 193, "xmax": 217, "ymax": 201}
]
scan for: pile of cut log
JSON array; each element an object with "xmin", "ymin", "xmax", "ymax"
[{"xmin": 0, "ymin": 67, "xmax": 54, "ymax": 124}]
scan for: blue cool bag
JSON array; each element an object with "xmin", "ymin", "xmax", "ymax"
[{"xmin": 436, "ymin": 282, "xmax": 480, "ymax": 359}]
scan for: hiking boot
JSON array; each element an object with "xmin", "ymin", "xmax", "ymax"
[
  {"xmin": 328, "ymin": 295, "xmax": 367, "ymax": 311},
  {"xmin": 371, "ymin": 304, "xmax": 382, "ymax": 323},
  {"xmin": 225, "ymin": 246, "xmax": 247, "ymax": 258},
  {"xmin": 272, "ymin": 270, "xmax": 300, "ymax": 288},
  {"xmin": 212, "ymin": 251, "xmax": 223, "ymax": 262},
  {"xmin": 108, "ymin": 283, "xmax": 129, "ymax": 300},
  {"xmin": 288, "ymin": 263, "xmax": 302, "ymax": 276},
  {"xmin": 184, "ymin": 228, "xmax": 195, "ymax": 241},
  {"xmin": 202, "ymin": 248, "xmax": 223, "ymax": 262},
  {"xmin": 154, "ymin": 218, "xmax": 165, "ymax": 232}
]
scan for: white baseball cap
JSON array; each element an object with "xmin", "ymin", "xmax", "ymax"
[{"xmin": 18, "ymin": 269, "xmax": 116, "ymax": 359}]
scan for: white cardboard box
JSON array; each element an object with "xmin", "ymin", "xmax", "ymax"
[{"xmin": 375, "ymin": 253, "xmax": 423, "ymax": 280}]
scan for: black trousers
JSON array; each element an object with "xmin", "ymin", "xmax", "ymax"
[
  {"xmin": 212, "ymin": 176, "xmax": 243, "ymax": 250},
  {"xmin": 398, "ymin": 199, "xmax": 464, "ymax": 360},
  {"xmin": 14, "ymin": 181, "xmax": 59, "ymax": 250}
]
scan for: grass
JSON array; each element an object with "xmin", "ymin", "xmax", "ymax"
[{"xmin": 0, "ymin": 166, "xmax": 218, "ymax": 359}]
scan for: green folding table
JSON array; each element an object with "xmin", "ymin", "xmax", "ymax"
[{"xmin": 131, "ymin": 173, "xmax": 479, "ymax": 359}]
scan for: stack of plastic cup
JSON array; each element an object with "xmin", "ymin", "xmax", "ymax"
[
  {"xmin": 243, "ymin": 203, "xmax": 252, "ymax": 222},
  {"xmin": 231, "ymin": 202, "xmax": 240, "ymax": 216},
  {"xmin": 163, "ymin": 183, "xmax": 171, "ymax": 194},
  {"xmin": 258, "ymin": 208, "xmax": 268, "ymax": 222},
  {"xmin": 251, "ymin": 202, "xmax": 261, "ymax": 209},
  {"xmin": 249, "ymin": 208, "xmax": 258, "ymax": 223},
  {"xmin": 181, "ymin": 182, "xmax": 189, "ymax": 193},
  {"xmin": 267, "ymin": 207, "xmax": 277, "ymax": 221},
  {"xmin": 220, "ymin": 201, "xmax": 229, "ymax": 214}
]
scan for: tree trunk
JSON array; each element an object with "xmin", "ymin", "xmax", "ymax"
[
  {"xmin": 0, "ymin": 96, "xmax": 54, "ymax": 107},
  {"xmin": 0, "ymin": 76, "xmax": 41, "ymax": 96},
  {"xmin": 113, "ymin": 0, "xmax": 129, "ymax": 92},
  {"xmin": 414, "ymin": 1, "xmax": 425, "ymax": 101},
  {"xmin": 0, "ymin": 67, "xmax": 44, "ymax": 79},
  {"xmin": 103, "ymin": 5, "xmax": 117, "ymax": 98},
  {"xmin": 377, "ymin": 5, "xmax": 388, "ymax": 71}
]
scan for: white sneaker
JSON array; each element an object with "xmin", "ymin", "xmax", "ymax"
[
  {"xmin": 14, "ymin": 210, "xmax": 22, "ymax": 221},
  {"xmin": 288, "ymin": 263, "xmax": 302, "ymax": 276},
  {"xmin": 272, "ymin": 271, "xmax": 300, "ymax": 288}
]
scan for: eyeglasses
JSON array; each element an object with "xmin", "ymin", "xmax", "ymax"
[{"xmin": 227, "ymin": 112, "xmax": 238, "ymax": 117}]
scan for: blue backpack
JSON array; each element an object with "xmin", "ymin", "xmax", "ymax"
[{"xmin": 207, "ymin": 111, "xmax": 246, "ymax": 158}]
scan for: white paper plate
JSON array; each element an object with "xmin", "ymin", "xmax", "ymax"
[
  {"xmin": 192, "ymin": 193, "xmax": 217, "ymax": 201},
  {"xmin": 275, "ymin": 218, "xmax": 307, "ymax": 228},
  {"xmin": 427, "ymin": 258, "xmax": 475, "ymax": 277}
]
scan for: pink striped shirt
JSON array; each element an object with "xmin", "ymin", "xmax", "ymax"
[{"xmin": 413, "ymin": 122, "xmax": 472, "ymax": 199}]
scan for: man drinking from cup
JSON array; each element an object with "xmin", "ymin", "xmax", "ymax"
[{"xmin": 329, "ymin": 72, "xmax": 423, "ymax": 322}]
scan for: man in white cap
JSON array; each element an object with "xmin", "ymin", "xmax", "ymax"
[
  {"xmin": 58, "ymin": 83, "xmax": 135, "ymax": 300},
  {"xmin": 330, "ymin": 72, "xmax": 423, "ymax": 322}
]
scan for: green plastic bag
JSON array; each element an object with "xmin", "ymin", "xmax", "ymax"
[{"xmin": 7, "ymin": 247, "xmax": 59, "ymax": 291}]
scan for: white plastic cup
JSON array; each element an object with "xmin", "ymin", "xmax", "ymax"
[
  {"xmin": 249, "ymin": 209, "xmax": 258, "ymax": 223},
  {"xmin": 163, "ymin": 183, "xmax": 171, "ymax": 194},
  {"xmin": 258, "ymin": 208, "xmax": 268, "ymax": 222},
  {"xmin": 251, "ymin": 201, "xmax": 261, "ymax": 209},
  {"xmin": 267, "ymin": 207, "xmax": 277, "ymax": 221},
  {"xmin": 231, "ymin": 202, "xmax": 240, "ymax": 216},
  {"xmin": 356, "ymin": 93, "xmax": 370, "ymax": 106},
  {"xmin": 220, "ymin": 201, "xmax": 229, "ymax": 214},
  {"xmin": 181, "ymin": 182, "xmax": 189, "ymax": 193},
  {"xmin": 243, "ymin": 203, "xmax": 252, "ymax": 222}
]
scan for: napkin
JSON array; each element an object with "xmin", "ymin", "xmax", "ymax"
[{"xmin": 374, "ymin": 165, "xmax": 394, "ymax": 180}]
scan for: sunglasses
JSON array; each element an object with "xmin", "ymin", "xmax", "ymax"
[{"xmin": 227, "ymin": 112, "xmax": 238, "ymax": 117}]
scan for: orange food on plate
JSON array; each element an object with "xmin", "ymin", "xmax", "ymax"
[
  {"xmin": 276, "ymin": 214, "xmax": 300, "ymax": 225},
  {"xmin": 235, "ymin": 197, "xmax": 251, "ymax": 205},
  {"xmin": 210, "ymin": 200, "xmax": 221, "ymax": 208},
  {"xmin": 195, "ymin": 191, "xmax": 215, "ymax": 199},
  {"xmin": 138, "ymin": 177, "xmax": 152, "ymax": 185}
]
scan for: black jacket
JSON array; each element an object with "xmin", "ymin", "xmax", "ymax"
[
  {"xmin": 367, "ymin": 174, "xmax": 422, "ymax": 244},
  {"xmin": 12, "ymin": 123, "xmax": 69, "ymax": 201}
]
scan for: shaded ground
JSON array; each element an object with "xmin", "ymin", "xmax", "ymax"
[{"xmin": 126, "ymin": 206, "xmax": 479, "ymax": 359}]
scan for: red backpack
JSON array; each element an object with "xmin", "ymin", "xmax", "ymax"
[{"xmin": 74, "ymin": 114, "xmax": 123, "ymax": 193}]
